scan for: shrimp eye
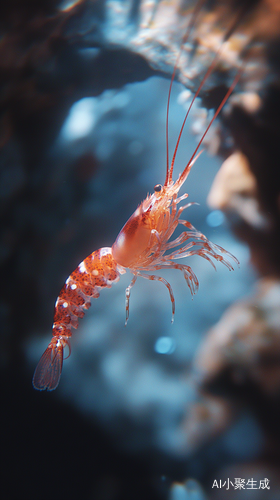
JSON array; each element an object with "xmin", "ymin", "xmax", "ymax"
[{"xmin": 154, "ymin": 184, "xmax": 162, "ymax": 192}]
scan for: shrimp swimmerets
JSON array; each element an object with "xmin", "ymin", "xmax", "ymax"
[{"xmin": 33, "ymin": 7, "xmax": 242, "ymax": 391}]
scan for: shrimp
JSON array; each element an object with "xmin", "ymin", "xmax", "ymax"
[{"xmin": 33, "ymin": 4, "xmax": 242, "ymax": 391}]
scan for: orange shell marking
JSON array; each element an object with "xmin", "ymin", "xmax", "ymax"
[{"xmin": 32, "ymin": 248, "xmax": 123, "ymax": 390}]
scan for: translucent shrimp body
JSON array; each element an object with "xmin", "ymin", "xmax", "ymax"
[
  {"xmin": 33, "ymin": 164, "xmax": 238, "ymax": 392},
  {"xmin": 33, "ymin": 2, "xmax": 241, "ymax": 391}
]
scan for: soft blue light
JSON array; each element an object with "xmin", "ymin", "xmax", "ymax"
[
  {"xmin": 61, "ymin": 98, "xmax": 96, "ymax": 140},
  {"xmin": 206, "ymin": 210, "xmax": 225, "ymax": 227},
  {"xmin": 154, "ymin": 336, "xmax": 176, "ymax": 354},
  {"xmin": 59, "ymin": 0, "xmax": 80, "ymax": 11}
]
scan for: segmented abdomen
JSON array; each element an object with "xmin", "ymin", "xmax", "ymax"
[
  {"xmin": 33, "ymin": 247, "xmax": 124, "ymax": 391},
  {"xmin": 53, "ymin": 247, "xmax": 123, "ymax": 338}
]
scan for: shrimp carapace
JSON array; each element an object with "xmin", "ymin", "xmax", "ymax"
[{"xmin": 33, "ymin": 1, "xmax": 241, "ymax": 391}]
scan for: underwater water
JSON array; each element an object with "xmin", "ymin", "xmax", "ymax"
[
  {"xmin": 2, "ymin": 1, "xmax": 280, "ymax": 499},
  {"xmin": 26, "ymin": 77, "xmax": 256, "ymax": 491}
]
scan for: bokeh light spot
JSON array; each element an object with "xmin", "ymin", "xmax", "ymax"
[
  {"xmin": 61, "ymin": 98, "xmax": 96, "ymax": 140},
  {"xmin": 206, "ymin": 210, "xmax": 225, "ymax": 227},
  {"xmin": 154, "ymin": 336, "xmax": 176, "ymax": 354}
]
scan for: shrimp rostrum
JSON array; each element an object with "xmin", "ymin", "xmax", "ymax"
[{"xmin": 33, "ymin": 13, "xmax": 241, "ymax": 391}]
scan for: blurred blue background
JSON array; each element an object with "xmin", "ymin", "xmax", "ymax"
[{"xmin": 2, "ymin": 1, "xmax": 280, "ymax": 499}]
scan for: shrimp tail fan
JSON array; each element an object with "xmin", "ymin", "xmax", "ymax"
[{"xmin": 32, "ymin": 343, "xmax": 63, "ymax": 391}]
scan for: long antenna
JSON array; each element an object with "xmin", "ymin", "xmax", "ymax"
[
  {"xmin": 178, "ymin": 64, "xmax": 244, "ymax": 187},
  {"xmin": 167, "ymin": 4, "xmax": 246, "ymax": 186},
  {"xmin": 165, "ymin": 0, "xmax": 205, "ymax": 187}
]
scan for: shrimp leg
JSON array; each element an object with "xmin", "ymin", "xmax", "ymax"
[
  {"xmin": 135, "ymin": 271, "xmax": 176, "ymax": 323},
  {"xmin": 148, "ymin": 262, "xmax": 199, "ymax": 297},
  {"xmin": 125, "ymin": 274, "xmax": 138, "ymax": 326}
]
